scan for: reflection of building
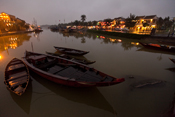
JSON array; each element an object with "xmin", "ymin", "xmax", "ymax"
[
  {"xmin": 133, "ymin": 15, "xmax": 158, "ymax": 31},
  {"xmin": 0, "ymin": 34, "xmax": 31, "ymax": 52}
]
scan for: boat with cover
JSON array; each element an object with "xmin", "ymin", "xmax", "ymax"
[
  {"xmin": 46, "ymin": 51, "xmax": 96, "ymax": 65},
  {"xmin": 169, "ymin": 58, "xmax": 175, "ymax": 64},
  {"xmin": 4, "ymin": 58, "xmax": 30, "ymax": 96},
  {"xmin": 139, "ymin": 42, "xmax": 175, "ymax": 52},
  {"xmin": 54, "ymin": 46, "xmax": 89, "ymax": 55},
  {"xmin": 22, "ymin": 51, "xmax": 125, "ymax": 87}
]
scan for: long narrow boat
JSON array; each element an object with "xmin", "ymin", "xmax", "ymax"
[
  {"xmin": 22, "ymin": 51, "xmax": 125, "ymax": 87},
  {"xmin": 169, "ymin": 58, "xmax": 175, "ymax": 64},
  {"xmin": 54, "ymin": 46, "xmax": 89, "ymax": 55},
  {"xmin": 4, "ymin": 58, "xmax": 30, "ymax": 96},
  {"xmin": 46, "ymin": 51, "xmax": 96, "ymax": 65},
  {"xmin": 139, "ymin": 42, "xmax": 175, "ymax": 52}
]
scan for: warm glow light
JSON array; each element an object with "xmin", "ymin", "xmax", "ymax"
[
  {"xmin": 0, "ymin": 55, "xmax": 2, "ymax": 59},
  {"xmin": 131, "ymin": 42, "xmax": 140, "ymax": 45},
  {"xmin": 110, "ymin": 39, "xmax": 116, "ymax": 42},
  {"xmin": 117, "ymin": 39, "xmax": 122, "ymax": 42},
  {"xmin": 100, "ymin": 36, "xmax": 105, "ymax": 39}
]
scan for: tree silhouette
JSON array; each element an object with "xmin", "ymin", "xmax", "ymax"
[{"xmin": 81, "ymin": 15, "xmax": 86, "ymax": 26}]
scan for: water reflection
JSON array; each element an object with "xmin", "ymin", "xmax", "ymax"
[
  {"xmin": 10, "ymin": 81, "xmax": 32, "ymax": 114},
  {"xmin": 33, "ymin": 31, "xmax": 42, "ymax": 41},
  {"xmin": 0, "ymin": 34, "xmax": 31, "ymax": 52},
  {"xmin": 30, "ymin": 71, "xmax": 116, "ymax": 115},
  {"xmin": 0, "ymin": 55, "xmax": 2, "ymax": 60},
  {"xmin": 137, "ymin": 47, "xmax": 175, "ymax": 56}
]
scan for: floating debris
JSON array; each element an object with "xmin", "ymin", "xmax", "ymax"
[{"xmin": 132, "ymin": 79, "xmax": 165, "ymax": 88}]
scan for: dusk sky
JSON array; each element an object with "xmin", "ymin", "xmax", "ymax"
[{"xmin": 0, "ymin": 0, "xmax": 175, "ymax": 25}]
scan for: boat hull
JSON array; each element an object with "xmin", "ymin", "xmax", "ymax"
[
  {"xmin": 23, "ymin": 51, "xmax": 124, "ymax": 87},
  {"xmin": 139, "ymin": 42, "xmax": 175, "ymax": 52},
  {"xmin": 54, "ymin": 46, "xmax": 89, "ymax": 56},
  {"xmin": 4, "ymin": 58, "xmax": 30, "ymax": 96}
]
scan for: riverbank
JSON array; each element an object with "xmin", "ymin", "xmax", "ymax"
[
  {"xmin": 87, "ymin": 29, "xmax": 175, "ymax": 40},
  {"xmin": 0, "ymin": 30, "xmax": 34, "ymax": 37}
]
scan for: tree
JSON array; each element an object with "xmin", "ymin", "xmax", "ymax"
[
  {"xmin": 92, "ymin": 20, "xmax": 97, "ymax": 26},
  {"xmin": 104, "ymin": 18, "xmax": 112, "ymax": 26},
  {"xmin": 125, "ymin": 13, "xmax": 136, "ymax": 28},
  {"xmin": 74, "ymin": 20, "xmax": 80, "ymax": 26},
  {"xmin": 156, "ymin": 17, "xmax": 164, "ymax": 29},
  {"xmin": 81, "ymin": 15, "xmax": 86, "ymax": 24}
]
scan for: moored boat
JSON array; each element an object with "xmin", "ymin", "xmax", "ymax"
[
  {"xmin": 54, "ymin": 46, "xmax": 89, "ymax": 55},
  {"xmin": 139, "ymin": 42, "xmax": 175, "ymax": 52},
  {"xmin": 4, "ymin": 58, "xmax": 30, "ymax": 96},
  {"xmin": 22, "ymin": 51, "xmax": 125, "ymax": 87},
  {"xmin": 46, "ymin": 51, "xmax": 96, "ymax": 65}
]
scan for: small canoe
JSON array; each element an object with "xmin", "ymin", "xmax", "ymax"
[
  {"xmin": 22, "ymin": 51, "xmax": 125, "ymax": 87},
  {"xmin": 139, "ymin": 42, "xmax": 175, "ymax": 52},
  {"xmin": 46, "ymin": 51, "xmax": 96, "ymax": 65},
  {"xmin": 54, "ymin": 46, "xmax": 89, "ymax": 55},
  {"xmin": 169, "ymin": 58, "xmax": 175, "ymax": 64},
  {"xmin": 4, "ymin": 58, "xmax": 30, "ymax": 96}
]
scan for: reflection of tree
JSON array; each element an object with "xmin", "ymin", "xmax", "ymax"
[
  {"xmin": 0, "ymin": 34, "xmax": 31, "ymax": 52},
  {"xmin": 59, "ymin": 31, "xmax": 138, "ymax": 50},
  {"xmin": 34, "ymin": 32, "xmax": 41, "ymax": 41},
  {"xmin": 103, "ymin": 39, "xmax": 110, "ymax": 44},
  {"xmin": 121, "ymin": 42, "xmax": 135, "ymax": 50},
  {"xmin": 81, "ymin": 37, "xmax": 86, "ymax": 43},
  {"xmin": 157, "ymin": 54, "xmax": 162, "ymax": 61},
  {"xmin": 92, "ymin": 35, "xmax": 97, "ymax": 40}
]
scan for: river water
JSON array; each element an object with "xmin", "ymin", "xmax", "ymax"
[{"xmin": 0, "ymin": 29, "xmax": 175, "ymax": 117}]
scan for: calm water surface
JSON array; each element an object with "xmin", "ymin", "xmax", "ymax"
[{"xmin": 0, "ymin": 29, "xmax": 175, "ymax": 117}]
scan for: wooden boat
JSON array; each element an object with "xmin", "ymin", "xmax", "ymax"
[
  {"xmin": 169, "ymin": 58, "xmax": 175, "ymax": 64},
  {"xmin": 4, "ymin": 58, "xmax": 30, "ymax": 96},
  {"xmin": 22, "ymin": 51, "xmax": 125, "ymax": 87},
  {"xmin": 139, "ymin": 42, "xmax": 175, "ymax": 52},
  {"xmin": 46, "ymin": 51, "xmax": 96, "ymax": 65},
  {"xmin": 54, "ymin": 46, "xmax": 89, "ymax": 55}
]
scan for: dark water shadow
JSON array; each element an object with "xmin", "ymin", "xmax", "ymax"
[
  {"xmin": 137, "ymin": 47, "xmax": 175, "ymax": 56},
  {"xmin": 166, "ymin": 67, "xmax": 175, "ymax": 72},
  {"xmin": 30, "ymin": 71, "xmax": 116, "ymax": 115},
  {"xmin": 9, "ymin": 80, "xmax": 32, "ymax": 114}
]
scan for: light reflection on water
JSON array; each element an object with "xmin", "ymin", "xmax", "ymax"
[{"xmin": 0, "ymin": 29, "xmax": 175, "ymax": 117}]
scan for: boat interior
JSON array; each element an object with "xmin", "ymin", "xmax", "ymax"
[
  {"xmin": 5, "ymin": 58, "xmax": 29, "ymax": 93},
  {"xmin": 27, "ymin": 54, "xmax": 114, "ymax": 82}
]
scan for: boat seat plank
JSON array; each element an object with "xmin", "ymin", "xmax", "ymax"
[
  {"xmin": 56, "ymin": 66, "xmax": 78, "ymax": 77},
  {"xmin": 85, "ymin": 71, "xmax": 102, "ymax": 79},
  {"xmin": 14, "ymin": 86, "xmax": 24, "ymax": 93},
  {"xmin": 9, "ymin": 77, "xmax": 28, "ymax": 88},
  {"xmin": 10, "ymin": 60, "xmax": 23, "ymax": 65},
  {"xmin": 7, "ymin": 64, "xmax": 25, "ymax": 71},
  {"xmin": 7, "ymin": 71, "xmax": 28, "ymax": 81},
  {"xmin": 47, "ymin": 65, "xmax": 65, "ymax": 74},
  {"xmin": 77, "ymin": 74, "xmax": 101, "ymax": 82},
  {"xmin": 76, "ymin": 71, "xmax": 103, "ymax": 82},
  {"xmin": 69, "ymin": 70, "xmax": 85, "ymax": 79}
]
